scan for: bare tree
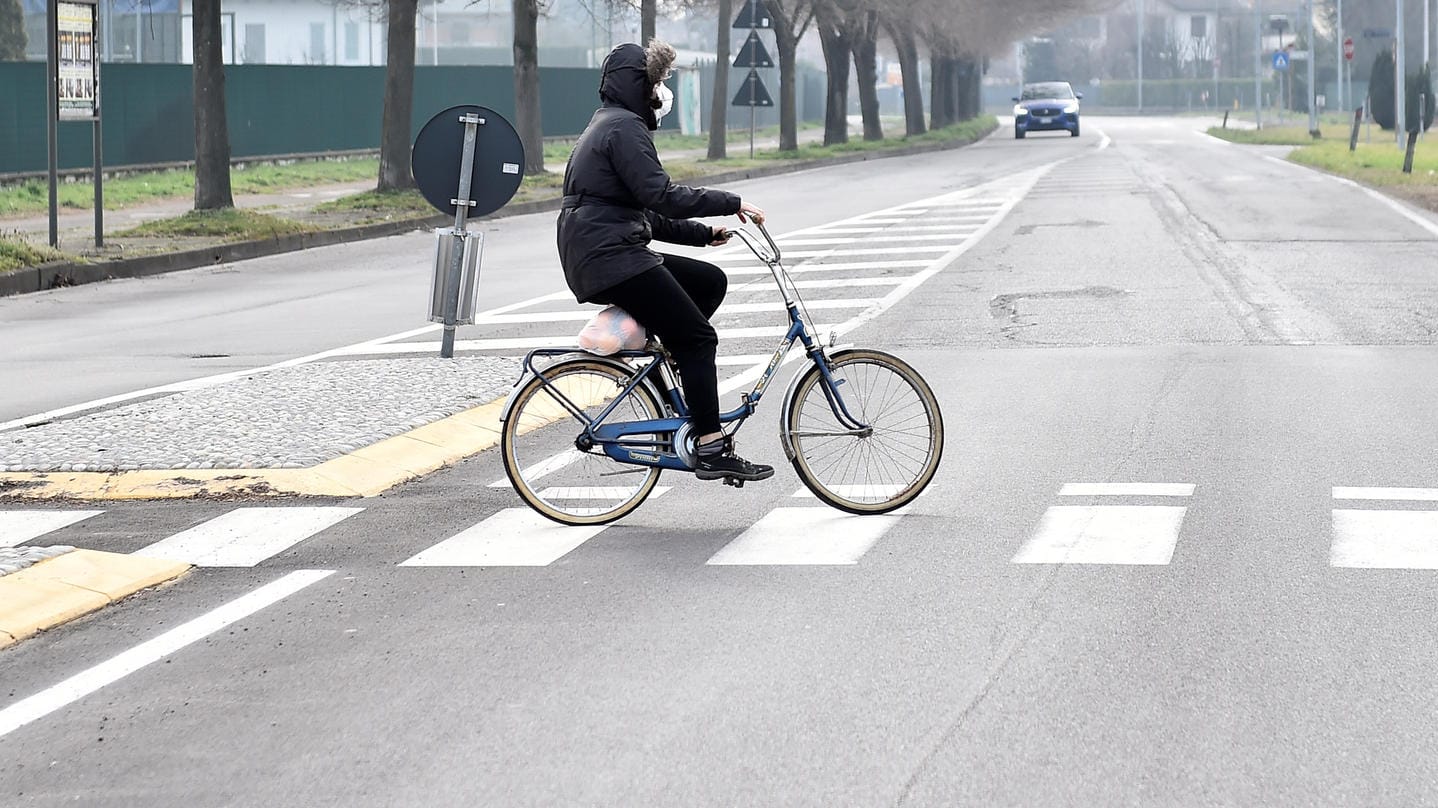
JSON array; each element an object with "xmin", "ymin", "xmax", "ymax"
[
  {"xmin": 766, "ymin": 0, "xmax": 814, "ymax": 152},
  {"xmin": 192, "ymin": 0, "xmax": 233, "ymax": 209},
  {"xmin": 514, "ymin": 0, "xmax": 546, "ymax": 174},
  {"xmin": 378, "ymin": 0, "xmax": 419, "ymax": 191},
  {"xmin": 848, "ymin": 7, "xmax": 882, "ymax": 140},
  {"xmin": 707, "ymin": 0, "xmax": 733, "ymax": 159},
  {"xmin": 813, "ymin": 0, "xmax": 853, "ymax": 145},
  {"xmin": 642, "ymin": 0, "xmax": 657, "ymax": 43}
]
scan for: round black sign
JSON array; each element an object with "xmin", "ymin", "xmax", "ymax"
[{"xmin": 411, "ymin": 105, "xmax": 526, "ymax": 218}]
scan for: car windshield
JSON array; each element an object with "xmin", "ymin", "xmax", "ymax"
[{"xmin": 1021, "ymin": 83, "xmax": 1075, "ymax": 101}]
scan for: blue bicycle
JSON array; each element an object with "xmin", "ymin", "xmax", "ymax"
[{"xmin": 500, "ymin": 223, "xmax": 944, "ymax": 525}]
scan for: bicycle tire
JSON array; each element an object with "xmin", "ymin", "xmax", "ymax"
[
  {"xmin": 502, "ymin": 358, "xmax": 666, "ymax": 526},
  {"xmin": 784, "ymin": 349, "xmax": 943, "ymax": 514}
]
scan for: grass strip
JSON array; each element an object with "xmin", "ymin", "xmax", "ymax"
[
  {"xmin": 116, "ymin": 208, "xmax": 317, "ymax": 241},
  {"xmin": 0, "ymin": 158, "xmax": 380, "ymax": 217},
  {"xmin": 0, "ymin": 237, "xmax": 69, "ymax": 272}
]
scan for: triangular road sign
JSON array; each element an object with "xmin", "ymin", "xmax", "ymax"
[
  {"xmin": 732, "ymin": 69, "xmax": 774, "ymax": 108},
  {"xmin": 733, "ymin": 0, "xmax": 772, "ymax": 29},
  {"xmin": 733, "ymin": 31, "xmax": 774, "ymax": 68}
]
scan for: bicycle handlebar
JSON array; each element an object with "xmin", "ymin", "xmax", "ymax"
[{"xmin": 725, "ymin": 222, "xmax": 782, "ymax": 265}]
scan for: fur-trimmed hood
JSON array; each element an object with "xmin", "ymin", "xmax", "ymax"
[{"xmin": 597, "ymin": 41, "xmax": 675, "ymax": 132}]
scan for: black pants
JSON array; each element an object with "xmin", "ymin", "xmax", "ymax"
[{"xmin": 591, "ymin": 254, "xmax": 727, "ymax": 435}]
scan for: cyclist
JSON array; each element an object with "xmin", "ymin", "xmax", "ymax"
[{"xmin": 557, "ymin": 40, "xmax": 774, "ymax": 483}]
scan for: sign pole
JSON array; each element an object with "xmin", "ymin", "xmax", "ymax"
[
  {"xmin": 441, "ymin": 112, "xmax": 483, "ymax": 360},
  {"xmin": 1336, "ymin": 0, "xmax": 1345, "ymax": 111},
  {"xmin": 1255, "ymin": 0, "xmax": 1264, "ymax": 128},
  {"xmin": 1307, "ymin": 0, "xmax": 1317, "ymax": 134},
  {"xmin": 47, "ymin": 0, "xmax": 59, "ymax": 248}
]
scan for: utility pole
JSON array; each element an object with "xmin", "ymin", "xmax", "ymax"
[
  {"xmin": 1255, "ymin": 0, "xmax": 1264, "ymax": 128},
  {"xmin": 1336, "ymin": 0, "xmax": 1344, "ymax": 111},
  {"xmin": 1137, "ymin": 0, "xmax": 1145, "ymax": 112},
  {"xmin": 1307, "ymin": 0, "xmax": 1318, "ymax": 133},
  {"xmin": 1397, "ymin": 0, "xmax": 1406, "ymax": 148}
]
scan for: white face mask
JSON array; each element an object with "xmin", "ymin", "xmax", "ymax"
[{"xmin": 654, "ymin": 82, "xmax": 674, "ymax": 123}]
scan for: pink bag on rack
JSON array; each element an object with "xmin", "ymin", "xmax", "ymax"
[{"xmin": 577, "ymin": 305, "xmax": 648, "ymax": 355}]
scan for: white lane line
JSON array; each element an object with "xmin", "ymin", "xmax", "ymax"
[
  {"xmin": 706, "ymin": 507, "xmax": 899, "ymax": 565},
  {"xmin": 1012, "ymin": 505, "xmax": 1187, "ymax": 565},
  {"xmin": 0, "ymin": 569, "xmax": 334, "ymax": 739},
  {"xmin": 0, "ymin": 291, "xmax": 576, "ymax": 434},
  {"xmin": 335, "ymin": 325, "xmax": 843, "ymax": 354},
  {"xmin": 808, "ymin": 225, "xmax": 985, "ymax": 233},
  {"xmin": 1333, "ymin": 487, "xmax": 1438, "ymax": 501},
  {"xmin": 718, "ymin": 260, "xmax": 930, "ymax": 275},
  {"xmin": 0, "ymin": 510, "xmax": 104, "ymax": 547},
  {"xmin": 399, "ymin": 508, "xmax": 606, "ymax": 566},
  {"xmin": 760, "ymin": 247, "xmax": 955, "ymax": 258},
  {"xmin": 1332, "ymin": 510, "xmax": 1438, "ymax": 569},
  {"xmin": 790, "ymin": 277, "xmax": 905, "ymax": 289},
  {"xmin": 536, "ymin": 486, "xmax": 670, "ymax": 500},
  {"xmin": 133, "ymin": 507, "xmax": 362, "ymax": 567},
  {"xmin": 471, "ymin": 297, "xmax": 875, "ymax": 325},
  {"xmin": 789, "ymin": 485, "xmax": 919, "ymax": 499},
  {"xmin": 1059, "ymin": 483, "xmax": 1195, "ymax": 497},
  {"xmin": 774, "ymin": 234, "xmax": 974, "ymax": 246},
  {"xmin": 1262, "ymin": 155, "xmax": 1438, "ymax": 238},
  {"xmin": 717, "ymin": 354, "xmax": 775, "ymax": 366}
]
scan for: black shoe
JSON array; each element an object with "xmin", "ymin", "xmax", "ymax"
[{"xmin": 694, "ymin": 438, "xmax": 774, "ymax": 483}]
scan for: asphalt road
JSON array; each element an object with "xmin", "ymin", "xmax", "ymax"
[{"xmin": 5, "ymin": 116, "xmax": 1438, "ymax": 806}]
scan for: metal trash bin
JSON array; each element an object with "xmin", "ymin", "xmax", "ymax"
[{"xmin": 428, "ymin": 227, "xmax": 484, "ymax": 325}]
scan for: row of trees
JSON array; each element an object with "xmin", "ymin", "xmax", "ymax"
[{"xmin": 193, "ymin": 0, "xmax": 1110, "ymax": 210}]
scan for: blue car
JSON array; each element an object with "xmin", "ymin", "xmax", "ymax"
[{"xmin": 1013, "ymin": 81, "xmax": 1082, "ymax": 139}]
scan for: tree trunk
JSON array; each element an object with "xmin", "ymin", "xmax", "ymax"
[
  {"xmin": 706, "ymin": 0, "xmax": 732, "ymax": 160},
  {"xmin": 191, "ymin": 0, "xmax": 232, "ymax": 210},
  {"xmin": 641, "ymin": 0, "xmax": 656, "ymax": 45},
  {"xmin": 816, "ymin": 8, "xmax": 850, "ymax": 146},
  {"xmin": 886, "ymin": 23, "xmax": 925, "ymax": 137},
  {"xmin": 771, "ymin": 9, "xmax": 800, "ymax": 152},
  {"xmin": 956, "ymin": 55, "xmax": 980, "ymax": 121},
  {"xmin": 850, "ymin": 10, "xmax": 881, "ymax": 141},
  {"xmin": 512, "ymin": 0, "xmax": 545, "ymax": 175},
  {"xmin": 377, "ymin": 0, "xmax": 418, "ymax": 191},
  {"xmin": 930, "ymin": 56, "xmax": 952, "ymax": 129}
]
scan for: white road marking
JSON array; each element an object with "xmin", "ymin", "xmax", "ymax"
[
  {"xmin": 715, "ymin": 260, "xmax": 930, "ymax": 274},
  {"xmin": 1332, "ymin": 510, "xmax": 1438, "ymax": 569},
  {"xmin": 1013, "ymin": 505, "xmax": 1188, "ymax": 565},
  {"xmin": 0, "ymin": 510, "xmax": 104, "ymax": 547},
  {"xmin": 767, "ymin": 246, "xmax": 955, "ymax": 258},
  {"xmin": 789, "ymin": 484, "xmax": 918, "ymax": 499},
  {"xmin": 0, "ymin": 292, "xmax": 575, "ymax": 434},
  {"xmin": 1333, "ymin": 487, "xmax": 1438, "ymax": 501},
  {"xmin": 0, "ymin": 569, "xmax": 335, "ymax": 739},
  {"xmin": 536, "ymin": 486, "xmax": 670, "ymax": 500},
  {"xmin": 1059, "ymin": 483, "xmax": 1195, "ymax": 497},
  {"xmin": 399, "ymin": 508, "xmax": 607, "ymax": 566},
  {"xmin": 472, "ymin": 298, "xmax": 875, "ymax": 325},
  {"xmin": 133, "ymin": 507, "xmax": 362, "ymax": 567},
  {"xmin": 774, "ymin": 234, "xmax": 974, "ymax": 246},
  {"xmin": 706, "ymin": 507, "xmax": 898, "ymax": 565}
]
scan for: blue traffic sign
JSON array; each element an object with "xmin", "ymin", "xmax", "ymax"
[{"xmin": 1272, "ymin": 51, "xmax": 1289, "ymax": 71}]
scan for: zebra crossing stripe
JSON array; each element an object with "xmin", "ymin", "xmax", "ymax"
[
  {"xmin": 1331, "ymin": 510, "xmax": 1438, "ymax": 569},
  {"xmin": 399, "ymin": 507, "xmax": 606, "ymax": 567},
  {"xmin": 0, "ymin": 510, "xmax": 104, "ymax": 547},
  {"xmin": 1059, "ymin": 483, "xmax": 1196, "ymax": 497},
  {"xmin": 706, "ymin": 507, "xmax": 898, "ymax": 565},
  {"xmin": 1013, "ymin": 505, "xmax": 1188, "ymax": 565},
  {"xmin": 1333, "ymin": 487, "xmax": 1438, "ymax": 501},
  {"xmin": 133, "ymin": 507, "xmax": 362, "ymax": 567}
]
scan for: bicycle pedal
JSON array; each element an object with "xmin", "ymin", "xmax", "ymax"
[{"xmin": 723, "ymin": 476, "xmax": 745, "ymax": 489}]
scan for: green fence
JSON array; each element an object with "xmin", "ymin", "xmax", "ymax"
[{"xmin": 0, "ymin": 62, "xmax": 604, "ymax": 175}]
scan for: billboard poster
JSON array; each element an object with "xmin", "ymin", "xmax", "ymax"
[{"xmin": 56, "ymin": 0, "xmax": 99, "ymax": 120}]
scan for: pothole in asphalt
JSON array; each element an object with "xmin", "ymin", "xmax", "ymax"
[{"xmin": 989, "ymin": 286, "xmax": 1130, "ymax": 319}]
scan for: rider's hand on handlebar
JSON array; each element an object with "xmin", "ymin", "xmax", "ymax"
[
  {"xmin": 737, "ymin": 201, "xmax": 766, "ymax": 226},
  {"xmin": 709, "ymin": 226, "xmax": 732, "ymax": 246}
]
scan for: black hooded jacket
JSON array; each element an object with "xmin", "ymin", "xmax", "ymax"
[{"xmin": 556, "ymin": 43, "xmax": 741, "ymax": 303}]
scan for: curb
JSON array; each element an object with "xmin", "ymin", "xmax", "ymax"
[
  {"xmin": 0, "ymin": 128, "xmax": 995, "ymax": 299},
  {"xmin": 0, "ymin": 396, "xmax": 508, "ymax": 501},
  {"xmin": 0, "ymin": 549, "xmax": 191, "ymax": 650}
]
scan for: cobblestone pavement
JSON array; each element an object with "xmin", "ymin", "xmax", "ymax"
[
  {"xmin": 0, "ymin": 545, "xmax": 75, "ymax": 577},
  {"xmin": 0, "ymin": 356, "xmax": 520, "ymax": 472}
]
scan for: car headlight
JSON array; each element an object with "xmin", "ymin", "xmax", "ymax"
[
  {"xmin": 1063, "ymin": 103, "xmax": 1079, "ymax": 114},
  {"xmin": 1013, "ymin": 105, "xmax": 1028, "ymax": 117}
]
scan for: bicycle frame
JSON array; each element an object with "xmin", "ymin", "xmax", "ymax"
[{"xmin": 513, "ymin": 224, "xmax": 873, "ymax": 472}]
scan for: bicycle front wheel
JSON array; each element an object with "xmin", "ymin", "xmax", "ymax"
[
  {"xmin": 502, "ymin": 358, "xmax": 666, "ymax": 526},
  {"xmin": 784, "ymin": 349, "xmax": 943, "ymax": 514}
]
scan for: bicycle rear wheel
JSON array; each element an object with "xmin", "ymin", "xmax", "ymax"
[
  {"xmin": 502, "ymin": 358, "xmax": 666, "ymax": 525},
  {"xmin": 784, "ymin": 349, "xmax": 943, "ymax": 514}
]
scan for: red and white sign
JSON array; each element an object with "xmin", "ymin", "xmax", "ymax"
[{"xmin": 1343, "ymin": 36, "xmax": 1355, "ymax": 60}]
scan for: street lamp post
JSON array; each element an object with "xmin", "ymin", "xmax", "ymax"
[
  {"xmin": 1397, "ymin": 0, "xmax": 1406, "ymax": 148},
  {"xmin": 1336, "ymin": 0, "xmax": 1344, "ymax": 111},
  {"xmin": 1255, "ymin": 0, "xmax": 1264, "ymax": 128},
  {"xmin": 1307, "ymin": 0, "xmax": 1317, "ymax": 133},
  {"xmin": 1137, "ymin": 0, "xmax": 1145, "ymax": 112}
]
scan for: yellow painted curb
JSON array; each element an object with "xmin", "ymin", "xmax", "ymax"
[
  {"xmin": 0, "ymin": 549, "xmax": 190, "ymax": 645},
  {"xmin": 0, "ymin": 396, "xmax": 510, "ymax": 501}
]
